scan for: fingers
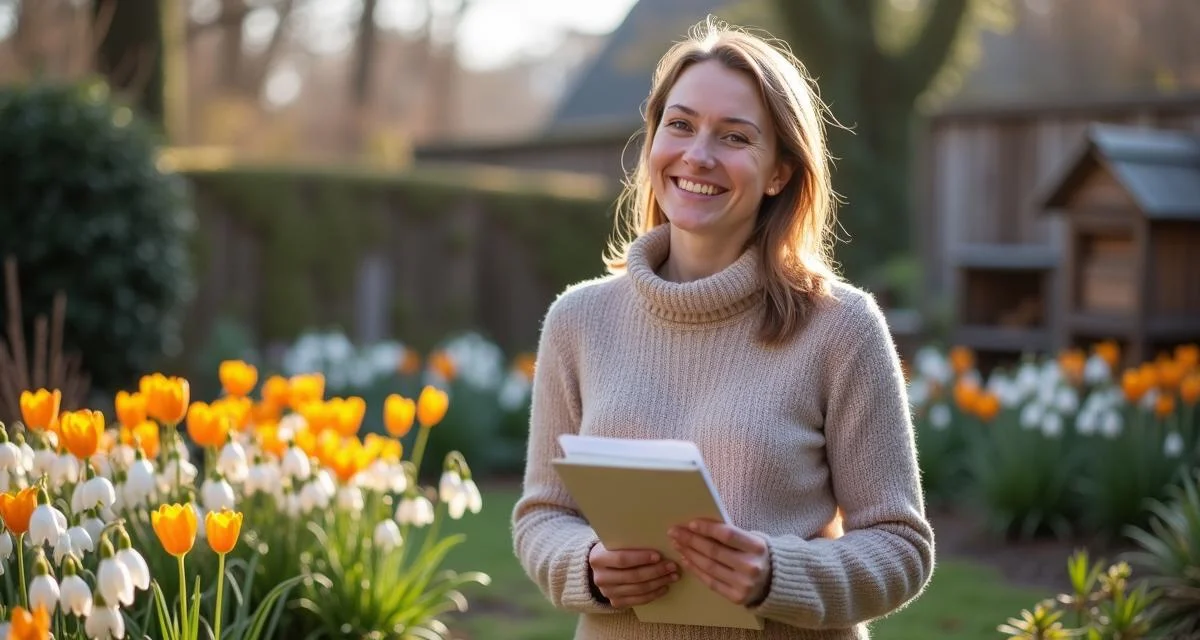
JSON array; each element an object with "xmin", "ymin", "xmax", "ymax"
[
  {"xmin": 674, "ymin": 545, "xmax": 765, "ymax": 605},
  {"xmin": 599, "ymin": 570, "xmax": 680, "ymax": 607},
  {"xmin": 589, "ymin": 544, "xmax": 680, "ymax": 608},
  {"xmin": 592, "ymin": 546, "xmax": 664, "ymax": 570},
  {"xmin": 685, "ymin": 520, "xmax": 769, "ymax": 555},
  {"xmin": 668, "ymin": 522, "xmax": 772, "ymax": 606}
]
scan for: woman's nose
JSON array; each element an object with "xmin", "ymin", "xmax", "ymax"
[{"xmin": 682, "ymin": 135, "xmax": 716, "ymax": 169}]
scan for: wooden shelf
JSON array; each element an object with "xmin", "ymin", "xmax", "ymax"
[
  {"xmin": 954, "ymin": 325, "xmax": 1052, "ymax": 352},
  {"xmin": 953, "ymin": 243, "xmax": 1060, "ymax": 270},
  {"xmin": 1067, "ymin": 312, "xmax": 1132, "ymax": 338},
  {"xmin": 1149, "ymin": 316, "xmax": 1200, "ymax": 339}
]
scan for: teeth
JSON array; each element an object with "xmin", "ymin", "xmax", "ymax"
[{"xmin": 677, "ymin": 178, "xmax": 719, "ymax": 195}]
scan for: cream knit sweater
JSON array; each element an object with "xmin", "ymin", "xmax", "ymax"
[{"xmin": 512, "ymin": 224, "xmax": 935, "ymax": 639}]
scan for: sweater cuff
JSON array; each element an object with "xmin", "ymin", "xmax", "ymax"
[
  {"xmin": 749, "ymin": 536, "xmax": 827, "ymax": 627},
  {"xmin": 560, "ymin": 531, "xmax": 616, "ymax": 614}
]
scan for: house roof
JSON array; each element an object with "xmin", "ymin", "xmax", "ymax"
[
  {"xmin": 1041, "ymin": 123, "xmax": 1200, "ymax": 220},
  {"xmin": 546, "ymin": 0, "xmax": 727, "ymax": 134}
]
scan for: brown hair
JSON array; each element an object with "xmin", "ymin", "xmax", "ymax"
[{"xmin": 605, "ymin": 17, "xmax": 842, "ymax": 346}]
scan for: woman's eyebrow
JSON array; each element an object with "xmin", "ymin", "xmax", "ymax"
[{"xmin": 665, "ymin": 103, "xmax": 762, "ymax": 134}]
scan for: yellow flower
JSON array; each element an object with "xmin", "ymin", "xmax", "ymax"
[
  {"xmin": 298, "ymin": 400, "xmax": 334, "ymax": 433},
  {"xmin": 1176, "ymin": 343, "xmax": 1199, "ymax": 371},
  {"xmin": 428, "ymin": 351, "xmax": 457, "ymax": 382},
  {"xmin": 329, "ymin": 396, "xmax": 366, "ymax": 437},
  {"xmin": 19, "ymin": 388, "xmax": 60, "ymax": 431},
  {"xmin": 949, "ymin": 346, "xmax": 974, "ymax": 377},
  {"xmin": 384, "ymin": 394, "xmax": 415, "ymax": 438},
  {"xmin": 143, "ymin": 374, "xmax": 190, "ymax": 425},
  {"xmin": 1094, "ymin": 340, "xmax": 1121, "ymax": 371},
  {"xmin": 187, "ymin": 402, "xmax": 231, "ymax": 448},
  {"xmin": 1121, "ymin": 368, "xmax": 1152, "ymax": 403},
  {"xmin": 953, "ymin": 379, "xmax": 981, "ymax": 414},
  {"xmin": 205, "ymin": 509, "xmax": 243, "ymax": 555},
  {"xmin": 59, "ymin": 409, "xmax": 105, "ymax": 460},
  {"xmin": 974, "ymin": 392, "xmax": 1001, "ymax": 423},
  {"xmin": 115, "ymin": 390, "xmax": 148, "ymax": 427},
  {"xmin": 261, "ymin": 375, "xmax": 291, "ymax": 409},
  {"xmin": 1154, "ymin": 394, "xmax": 1176, "ymax": 419},
  {"xmin": 121, "ymin": 419, "xmax": 161, "ymax": 460},
  {"xmin": 219, "ymin": 360, "xmax": 258, "ymax": 398},
  {"xmin": 212, "ymin": 395, "xmax": 252, "ymax": 431},
  {"xmin": 0, "ymin": 486, "xmax": 38, "ymax": 535},
  {"xmin": 151, "ymin": 503, "xmax": 198, "ymax": 557},
  {"xmin": 328, "ymin": 438, "xmax": 371, "ymax": 484},
  {"xmin": 255, "ymin": 422, "xmax": 287, "ymax": 458},
  {"xmin": 288, "ymin": 374, "xmax": 325, "ymax": 411},
  {"xmin": 7, "ymin": 604, "xmax": 51, "ymax": 640},
  {"xmin": 1058, "ymin": 349, "xmax": 1085, "ymax": 386},
  {"xmin": 417, "ymin": 385, "xmax": 449, "ymax": 428},
  {"xmin": 1183, "ymin": 373, "xmax": 1200, "ymax": 406},
  {"xmin": 365, "ymin": 433, "xmax": 402, "ymax": 462}
]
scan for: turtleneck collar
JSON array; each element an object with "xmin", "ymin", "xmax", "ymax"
[{"xmin": 625, "ymin": 224, "xmax": 763, "ymax": 325}]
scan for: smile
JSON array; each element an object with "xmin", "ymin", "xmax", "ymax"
[{"xmin": 672, "ymin": 177, "xmax": 728, "ymax": 196}]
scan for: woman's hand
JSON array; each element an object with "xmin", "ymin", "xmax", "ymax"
[
  {"xmin": 588, "ymin": 542, "xmax": 680, "ymax": 608},
  {"xmin": 668, "ymin": 519, "xmax": 772, "ymax": 606}
]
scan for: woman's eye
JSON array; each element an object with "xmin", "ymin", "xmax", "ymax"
[
  {"xmin": 727, "ymin": 133, "xmax": 749, "ymax": 144},
  {"xmin": 666, "ymin": 120, "xmax": 690, "ymax": 131}
]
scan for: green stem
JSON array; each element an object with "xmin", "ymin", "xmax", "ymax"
[
  {"xmin": 420, "ymin": 502, "xmax": 444, "ymax": 558},
  {"xmin": 16, "ymin": 535, "xmax": 26, "ymax": 608},
  {"xmin": 410, "ymin": 426, "xmax": 431, "ymax": 479},
  {"xmin": 177, "ymin": 554, "xmax": 189, "ymax": 640},
  {"xmin": 214, "ymin": 552, "xmax": 226, "ymax": 640}
]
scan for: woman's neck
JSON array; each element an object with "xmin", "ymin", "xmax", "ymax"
[{"xmin": 658, "ymin": 225, "xmax": 751, "ymax": 282}]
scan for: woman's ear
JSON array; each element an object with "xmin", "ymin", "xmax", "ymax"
[{"xmin": 769, "ymin": 158, "xmax": 798, "ymax": 195}]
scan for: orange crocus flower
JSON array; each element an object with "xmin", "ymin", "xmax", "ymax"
[
  {"xmin": 186, "ymin": 402, "xmax": 231, "ymax": 448},
  {"xmin": 513, "ymin": 353, "xmax": 537, "ymax": 380},
  {"xmin": 384, "ymin": 394, "xmax": 415, "ymax": 438},
  {"xmin": 7, "ymin": 604, "xmax": 51, "ymax": 640},
  {"xmin": 952, "ymin": 379, "xmax": 981, "ymax": 414},
  {"xmin": 974, "ymin": 393, "xmax": 1001, "ymax": 422},
  {"xmin": 398, "ymin": 350, "xmax": 421, "ymax": 376},
  {"xmin": 416, "ymin": 385, "xmax": 449, "ymax": 428},
  {"xmin": 364, "ymin": 433, "xmax": 402, "ymax": 462},
  {"xmin": 1121, "ymin": 369, "xmax": 1152, "ymax": 403},
  {"xmin": 0, "ymin": 486, "xmax": 38, "ymax": 535},
  {"xmin": 59, "ymin": 409, "xmax": 105, "ymax": 460},
  {"xmin": 255, "ymin": 422, "xmax": 287, "ymax": 458},
  {"xmin": 288, "ymin": 374, "xmax": 325, "ymax": 411},
  {"xmin": 328, "ymin": 439, "xmax": 371, "ymax": 484},
  {"xmin": 949, "ymin": 346, "xmax": 974, "ymax": 377},
  {"xmin": 219, "ymin": 360, "xmax": 258, "ymax": 398},
  {"xmin": 1157, "ymin": 359, "xmax": 1186, "ymax": 391},
  {"xmin": 205, "ymin": 509, "xmax": 243, "ymax": 555},
  {"xmin": 1154, "ymin": 394, "xmax": 1176, "ymax": 419},
  {"xmin": 1176, "ymin": 343, "xmax": 1199, "ymax": 371},
  {"xmin": 212, "ymin": 396, "xmax": 252, "ymax": 432},
  {"xmin": 261, "ymin": 375, "xmax": 291, "ymax": 409},
  {"xmin": 1094, "ymin": 340, "xmax": 1121, "ymax": 370},
  {"xmin": 19, "ymin": 389, "xmax": 60, "ymax": 431},
  {"xmin": 428, "ymin": 351, "xmax": 457, "ymax": 382},
  {"xmin": 144, "ymin": 374, "xmax": 190, "ymax": 425},
  {"xmin": 1183, "ymin": 373, "xmax": 1200, "ymax": 406},
  {"xmin": 121, "ymin": 420, "xmax": 161, "ymax": 460},
  {"xmin": 329, "ymin": 397, "xmax": 366, "ymax": 437},
  {"xmin": 115, "ymin": 390, "xmax": 147, "ymax": 428},
  {"xmin": 151, "ymin": 503, "xmax": 198, "ymax": 557},
  {"xmin": 1058, "ymin": 349, "xmax": 1086, "ymax": 386}
]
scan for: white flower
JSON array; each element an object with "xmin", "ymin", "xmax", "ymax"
[
  {"xmin": 928, "ymin": 404, "xmax": 951, "ymax": 430},
  {"xmin": 1164, "ymin": 432, "xmax": 1184, "ymax": 458},
  {"xmin": 217, "ymin": 442, "xmax": 249, "ymax": 483},
  {"xmin": 60, "ymin": 573, "xmax": 93, "ymax": 617},
  {"xmin": 915, "ymin": 347, "xmax": 951, "ymax": 384},
  {"xmin": 1054, "ymin": 386, "xmax": 1079, "ymax": 414},
  {"xmin": 246, "ymin": 462, "xmax": 281, "ymax": 497},
  {"xmin": 463, "ymin": 479, "xmax": 482, "ymax": 514},
  {"xmin": 439, "ymin": 470, "xmax": 464, "ymax": 503},
  {"xmin": 80, "ymin": 477, "xmax": 117, "ymax": 513},
  {"xmin": 98, "ymin": 555, "xmax": 135, "ymax": 606},
  {"xmin": 158, "ymin": 458, "xmax": 198, "ymax": 492},
  {"xmin": 1040, "ymin": 412, "xmax": 1063, "ymax": 439},
  {"xmin": 124, "ymin": 458, "xmax": 157, "ymax": 506},
  {"xmin": 0, "ymin": 530, "xmax": 12, "ymax": 562},
  {"xmin": 30, "ymin": 572, "xmax": 60, "ymax": 614},
  {"xmin": 85, "ymin": 598, "xmax": 125, "ymax": 639},
  {"xmin": 298, "ymin": 479, "xmax": 332, "ymax": 513},
  {"xmin": 30, "ymin": 503, "xmax": 68, "ymax": 546},
  {"xmin": 54, "ymin": 526, "xmax": 95, "ymax": 565},
  {"xmin": 81, "ymin": 517, "xmax": 106, "ymax": 546},
  {"xmin": 1020, "ymin": 403, "xmax": 1045, "ymax": 430},
  {"xmin": 202, "ymin": 478, "xmax": 237, "ymax": 512},
  {"xmin": 0, "ymin": 441, "xmax": 20, "ymax": 471},
  {"xmin": 337, "ymin": 486, "xmax": 364, "ymax": 513},
  {"xmin": 1015, "ymin": 362, "xmax": 1040, "ymax": 397},
  {"xmin": 1100, "ymin": 410, "xmax": 1123, "ymax": 439},
  {"xmin": 18, "ymin": 441, "xmax": 35, "ymax": 472},
  {"xmin": 89, "ymin": 451, "xmax": 113, "ymax": 479},
  {"xmin": 116, "ymin": 547, "xmax": 151, "ymax": 591},
  {"xmin": 1076, "ymin": 407, "xmax": 1099, "ymax": 436},
  {"xmin": 1084, "ymin": 354, "xmax": 1111, "ymax": 384},
  {"xmin": 281, "ymin": 446, "xmax": 311, "ymax": 481},
  {"xmin": 395, "ymin": 496, "xmax": 435, "ymax": 526},
  {"xmin": 52, "ymin": 453, "xmax": 81, "ymax": 487},
  {"xmin": 373, "ymin": 520, "xmax": 403, "ymax": 551},
  {"xmin": 32, "ymin": 448, "xmax": 57, "ymax": 479}
]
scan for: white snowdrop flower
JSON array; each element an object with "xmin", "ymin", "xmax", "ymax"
[
  {"xmin": 1100, "ymin": 411, "xmax": 1123, "ymax": 439},
  {"xmin": 915, "ymin": 346, "xmax": 952, "ymax": 384},
  {"xmin": 81, "ymin": 476, "xmax": 117, "ymax": 513},
  {"xmin": 316, "ymin": 469, "xmax": 336, "ymax": 497},
  {"xmin": 193, "ymin": 504, "xmax": 207, "ymax": 540},
  {"xmin": 247, "ymin": 462, "xmax": 280, "ymax": 497},
  {"xmin": 81, "ymin": 516, "xmax": 106, "ymax": 547},
  {"xmin": 217, "ymin": 441, "xmax": 249, "ymax": 484},
  {"xmin": 0, "ymin": 440, "xmax": 20, "ymax": 472},
  {"xmin": 373, "ymin": 519, "xmax": 403, "ymax": 551},
  {"xmin": 30, "ymin": 571, "xmax": 60, "ymax": 614},
  {"xmin": 115, "ymin": 543, "xmax": 150, "ymax": 592},
  {"xmin": 298, "ymin": 480, "xmax": 331, "ymax": 513},
  {"xmin": 285, "ymin": 493, "xmax": 302, "ymax": 517},
  {"xmin": 110, "ymin": 444, "xmax": 136, "ymax": 471},
  {"xmin": 337, "ymin": 486, "xmax": 364, "ymax": 513},
  {"xmin": 498, "ymin": 373, "xmax": 532, "ymax": 411},
  {"xmin": 395, "ymin": 496, "xmax": 417, "ymax": 525},
  {"xmin": 124, "ymin": 458, "xmax": 157, "ymax": 506},
  {"xmin": 1016, "ymin": 362, "xmax": 1041, "ymax": 397},
  {"xmin": 281, "ymin": 446, "xmax": 311, "ymax": 481},
  {"xmin": 439, "ymin": 470, "xmax": 464, "ymax": 503},
  {"xmin": 60, "ymin": 571, "xmax": 93, "ymax": 617},
  {"xmin": 412, "ymin": 495, "xmax": 435, "ymax": 527},
  {"xmin": 88, "ymin": 451, "xmax": 112, "ymax": 479},
  {"xmin": 928, "ymin": 404, "xmax": 951, "ymax": 430},
  {"xmin": 0, "ymin": 530, "xmax": 12, "ymax": 563},
  {"xmin": 1020, "ymin": 403, "xmax": 1045, "ymax": 430},
  {"xmin": 1040, "ymin": 412, "xmax": 1063, "ymax": 439},
  {"xmin": 85, "ymin": 593, "xmax": 125, "ymax": 640},
  {"xmin": 18, "ymin": 441, "xmax": 35, "ymax": 472},
  {"xmin": 55, "ymin": 526, "xmax": 95, "ymax": 565},
  {"xmin": 1164, "ymin": 432, "xmax": 1184, "ymax": 458},
  {"xmin": 388, "ymin": 463, "xmax": 408, "ymax": 494},
  {"xmin": 1054, "ymin": 386, "xmax": 1079, "ymax": 414},
  {"xmin": 278, "ymin": 413, "xmax": 305, "ymax": 440},
  {"xmin": 158, "ymin": 458, "xmax": 198, "ymax": 492},
  {"xmin": 357, "ymin": 459, "xmax": 391, "ymax": 493},
  {"xmin": 98, "ymin": 553, "xmax": 135, "ymax": 606},
  {"xmin": 463, "ymin": 478, "xmax": 482, "ymax": 514},
  {"xmin": 1076, "ymin": 407, "xmax": 1099, "ymax": 436},
  {"xmin": 52, "ymin": 453, "xmax": 80, "ymax": 487},
  {"xmin": 32, "ymin": 448, "xmax": 58, "ymax": 478},
  {"xmin": 1140, "ymin": 388, "xmax": 1160, "ymax": 410},
  {"xmin": 1039, "ymin": 361, "xmax": 1062, "ymax": 389},
  {"xmin": 201, "ymin": 477, "xmax": 237, "ymax": 512},
  {"xmin": 1084, "ymin": 354, "xmax": 1111, "ymax": 385},
  {"xmin": 30, "ymin": 502, "xmax": 68, "ymax": 546},
  {"xmin": 0, "ymin": 469, "xmax": 16, "ymax": 492}
]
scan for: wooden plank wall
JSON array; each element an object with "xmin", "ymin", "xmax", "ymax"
[{"xmin": 916, "ymin": 94, "xmax": 1200, "ymax": 322}]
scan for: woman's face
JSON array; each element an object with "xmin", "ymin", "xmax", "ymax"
[{"xmin": 649, "ymin": 59, "xmax": 790, "ymax": 243}]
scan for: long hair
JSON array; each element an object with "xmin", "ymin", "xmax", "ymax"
[{"xmin": 604, "ymin": 17, "xmax": 842, "ymax": 346}]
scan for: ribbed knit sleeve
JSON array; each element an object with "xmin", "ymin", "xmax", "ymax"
[
  {"xmin": 751, "ymin": 294, "xmax": 935, "ymax": 629},
  {"xmin": 511, "ymin": 294, "xmax": 616, "ymax": 615}
]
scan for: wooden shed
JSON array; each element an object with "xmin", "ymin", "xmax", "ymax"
[{"xmin": 1037, "ymin": 124, "xmax": 1200, "ymax": 365}]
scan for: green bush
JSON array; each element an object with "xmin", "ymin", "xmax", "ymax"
[{"xmin": 0, "ymin": 79, "xmax": 194, "ymax": 394}]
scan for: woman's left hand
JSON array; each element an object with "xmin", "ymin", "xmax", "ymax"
[{"xmin": 668, "ymin": 519, "xmax": 772, "ymax": 606}]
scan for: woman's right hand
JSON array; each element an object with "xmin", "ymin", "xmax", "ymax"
[{"xmin": 588, "ymin": 542, "xmax": 680, "ymax": 608}]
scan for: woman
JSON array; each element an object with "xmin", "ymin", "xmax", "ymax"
[{"xmin": 512, "ymin": 17, "xmax": 935, "ymax": 640}]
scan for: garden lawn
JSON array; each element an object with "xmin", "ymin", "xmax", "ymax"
[{"xmin": 438, "ymin": 485, "xmax": 1047, "ymax": 640}]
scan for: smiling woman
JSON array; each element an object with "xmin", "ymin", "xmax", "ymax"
[{"xmin": 512, "ymin": 15, "xmax": 935, "ymax": 640}]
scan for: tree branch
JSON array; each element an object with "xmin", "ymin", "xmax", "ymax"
[{"xmin": 896, "ymin": 0, "xmax": 971, "ymax": 101}]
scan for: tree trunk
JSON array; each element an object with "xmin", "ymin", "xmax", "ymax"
[{"xmin": 92, "ymin": 0, "xmax": 165, "ymax": 127}]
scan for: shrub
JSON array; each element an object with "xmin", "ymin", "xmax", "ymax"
[
  {"xmin": 1124, "ymin": 467, "xmax": 1200, "ymax": 638},
  {"xmin": 0, "ymin": 79, "xmax": 194, "ymax": 395}
]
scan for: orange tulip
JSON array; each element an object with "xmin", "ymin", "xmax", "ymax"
[
  {"xmin": 212, "ymin": 396, "xmax": 252, "ymax": 431},
  {"xmin": 219, "ymin": 360, "xmax": 258, "ymax": 398},
  {"xmin": 384, "ymin": 394, "xmax": 416, "ymax": 438},
  {"xmin": 1094, "ymin": 340, "xmax": 1121, "ymax": 370},
  {"xmin": 329, "ymin": 397, "xmax": 366, "ymax": 437},
  {"xmin": 949, "ymin": 346, "xmax": 974, "ymax": 377},
  {"xmin": 513, "ymin": 353, "xmax": 537, "ymax": 380},
  {"xmin": 144, "ymin": 375, "xmax": 190, "ymax": 425},
  {"xmin": 288, "ymin": 374, "xmax": 325, "ymax": 411},
  {"xmin": 974, "ymin": 393, "xmax": 1001, "ymax": 422},
  {"xmin": 59, "ymin": 409, "xmax": 105, "ymax": 460},
  {"xmin": 1157, "ymin": 359, "xmax": 1186, "ymax": 391},
  {"xmin": 205, "ymin": 508, "xmax": 243, "ymax": 554},
  {"xmin": 429, "ymin": 351, "xmax": 457, "ymax": 381},
  {"xmin": 7, "ymin": 604, "xmax": 51, "ymax": 640},
  {"xmin": 1058, "ymin": 349, "xmax": 1086, "ymax": 386},
  {"xmin": 1176, "ymin": 343, "xmax": 1199, "ymax": 371},
  {"xmin": 113, "ymin": 390, "xmax": 144, "ymax": 428},
  {"xmin": 121, "ymin": 419, "xmax": 161, "ymax": 460},
  {"xmin": 365, "ymin": 433, "xmax": 402, "ymax": 462},
  {"xmin": 255, "ymin": 422, "xmax": 287, "ymax": 458},
  {"xmin": 151, "ymin": 503, "xmax": 198, "ymax": 557},
  {"xmin": 298, "ymin": 400, "xmax": 334, "ymax": 433},
  {"xmin": 0, "ymin": 486, "xmax": 38, "ymax": 535},
  {"xmin": 261, "ymin": 375, "xmax": 290, "ymax": 408},
  {"xmin": 952, "ymin": 379, "xmax": 981, "ymax": 414},
  {"xmin": 19, "ymin": 389, "xmax": 60, "ymax": 431},
  {"xmin": 416, "ymin": 385, "xmax": 449, "ymax": 428},
  {"xmin": 186, "ymin": 402, "xmax": 231, "ymax": 448},
  {"xmin": 328, "ymin": 439, "xmax": 371, "ymax": 484},
  {"xmin": 398, "ymin": 350, "xmax": 421, "ymax": 376},
  {"xmin": 1154, "ymin": 394, "xmax": 1176, "ymax": 419},
  {"xmin": 1183, "ymin": 373, "xmax": 1200, "ymax": 406},
  {"xmin": 1122, "ymin": 369, "xmax": 1152, "ymax": 403}
]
